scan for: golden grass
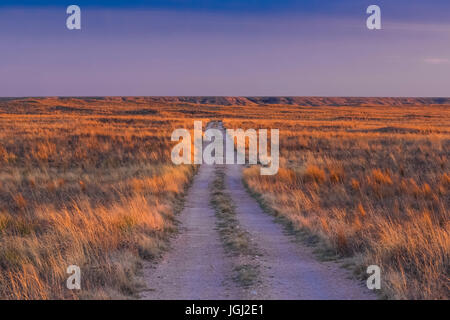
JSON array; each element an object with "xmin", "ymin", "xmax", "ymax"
[
  {"xmin": 226, "ymin": 105, "xmax": 449, "ymax": 300},
  {"xmin": 0, "ymin": 98, "xmax": 203, "ymax": 299},
  {"xmin": 1, "ymin": 97, "xmax": 448, "ymax": 300}
]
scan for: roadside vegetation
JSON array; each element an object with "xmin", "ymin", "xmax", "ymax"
[
  {"xmin": 0, "ymin": 98, "xmax": 199, "ymax": 299},
  {"xmin": 1, "ymin": 97, "xmax": 448, "ymax": 300},
  {"xmin": 227, "ymin": 105, "xmax": 449, "ymax": 299},
  {"xmin": 210, "ymin": 166, "xmax": 260, "ymax": 288}
]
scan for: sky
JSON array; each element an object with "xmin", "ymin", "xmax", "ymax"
[{"xmin": 1, "ymin": 1, "xmax": 449, "ymax": 97}]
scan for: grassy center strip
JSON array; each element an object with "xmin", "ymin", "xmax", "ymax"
[{"xmin": 210, "ymin": 166, "xmax": 260, "ymax": 288}]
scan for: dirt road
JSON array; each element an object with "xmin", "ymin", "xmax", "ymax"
[
  {"xmin": 225, "ymin": 163, "xmax": 374, "ymax": 299},
  {"xmin": 141, "ymin": 162, "xmax": 241, "ymax": 299},
  {"xmin": 141, "ymin": 121, "xmax": 375, "ymax": 300}
]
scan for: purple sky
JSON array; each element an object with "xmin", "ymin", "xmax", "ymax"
[{"xmin": 1, "ymin": 5, "xmax": 450, "ymax": 97}]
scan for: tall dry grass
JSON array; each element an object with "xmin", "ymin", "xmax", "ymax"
[
  {"xmin": 0, "ymin": 98, "xmax": 204, "ymax": 299},
  {"xmin": 1, "ymin": 97, "xmax": 448, "ymax": 300},
  {"xmin": 225, "ymin": 105, "xmax": 449, "ymax": 299}
]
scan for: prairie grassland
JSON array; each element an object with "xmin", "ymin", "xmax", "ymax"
[
  {"xmin": 225, "ymin": 105, "xmax": 449, "ymax": 299},
  {"xmin": 0, "ymin": 97, "xmax": 205, "ymax": 299},
  {"xmin": 1, "ymin": 97, "xmax": 448, "ymax": 300}
]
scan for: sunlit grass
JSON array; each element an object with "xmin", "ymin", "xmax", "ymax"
[{"xmin": 231, "ymin": 106, "xmax": 449, "ymax": 300}]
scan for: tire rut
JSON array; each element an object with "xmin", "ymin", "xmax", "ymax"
[
  {"xmin": 142, "ymin": 121, "xmax": 376, "ymax": 300},
  {"xmin": 141, "ymin": 161, "xmax": 241, "ymax": 299}
]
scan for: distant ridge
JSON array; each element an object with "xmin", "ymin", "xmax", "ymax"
[
  {"xmin": 113, "ymin": 96, "xmax": 450, "ymax": 106},
  {"xmin": 1, "ymin": 96, "xmax": 450, "ymax": 108}
]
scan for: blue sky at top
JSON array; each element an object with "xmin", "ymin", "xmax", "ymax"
[
  {"xmin": 0, "ymin": 1, "xmax": 449, "ymax": 96},
  {"xmin": 1, "ymin": 0, "xmax": 450, "ymax": 18}
]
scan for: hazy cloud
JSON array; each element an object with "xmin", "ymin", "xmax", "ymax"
[{"xmin": 423, "ymin": 58, "xmax": 450, "ymax": 65}]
